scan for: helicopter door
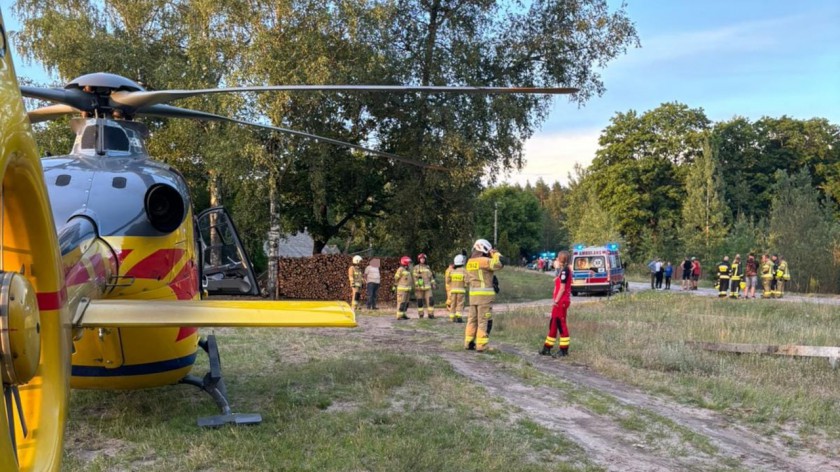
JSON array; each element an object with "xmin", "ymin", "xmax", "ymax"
[{"xmin": 197, "ymin": 207, "xmax": 259, "ymax": 296}]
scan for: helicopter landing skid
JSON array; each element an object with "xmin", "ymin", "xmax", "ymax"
[{"xmin": 179, "ymin": 334, "xmax": 262, "ymax": 427}]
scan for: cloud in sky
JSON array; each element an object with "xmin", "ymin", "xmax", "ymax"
[{"xmin": 503, "ymin": 129, "xmax": 601, "ymax": 187}]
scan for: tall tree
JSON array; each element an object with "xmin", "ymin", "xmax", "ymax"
[
  {"xmin": 563, "ymin": 164, "xmax": 622, "ymax": 247},
  {"xmin": 768, "ymin": 169, "xmax": 840, "ymax": 293},
  {"xmin": 13, "ymin": 0, "xmax": 639, "ymax": 258},
  {"xmin": 681, "ymin": 138, "xmax": 730, "ymax": 263},
  {"xmin": 588, "ymin": 103, "xmax": 710, "ymax": 258}
]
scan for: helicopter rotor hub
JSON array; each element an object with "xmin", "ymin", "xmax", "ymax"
[{"xmin": 0, "ymin": 272, "xmax": 42, "ymax": 386}]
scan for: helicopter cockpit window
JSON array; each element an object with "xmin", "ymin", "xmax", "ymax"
[{"xmin": 74, "ymin": 119, "xmax": 148, "ymax": 158}]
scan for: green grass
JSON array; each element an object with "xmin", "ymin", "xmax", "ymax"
[
  {"xmin": 61, "ymin": 327, "xmax": 598, "ymax": 471},
  {"xmin": 488, "ymin": 291, "xmax": 840, "ymax": 440}
]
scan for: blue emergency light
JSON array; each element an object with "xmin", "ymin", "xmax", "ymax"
[
  {"xmin": 573, "ymin": 244, "xmax": 585, "ymax": 251},
  {"xmin": 607, "ymin": 243, "xmax": 619, "ymax": 251}
]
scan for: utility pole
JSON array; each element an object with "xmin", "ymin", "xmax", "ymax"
[{"xmin": 494, "ymin": 201, "xmax": 499, "ymax": 247}]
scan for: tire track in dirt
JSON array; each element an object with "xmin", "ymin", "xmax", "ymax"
[{"xmin": 346, "ymin": 313, "xmax": 840, "ymax": 471}]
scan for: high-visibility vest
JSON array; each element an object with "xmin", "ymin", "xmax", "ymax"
[
  {"xmin": 466, "ymin": 253, "xmax": 502, "ymax": 303},
  {"xmin": 447, "ymin": 267, "xmax": 467, "ymax": 294},
  {"xmin": 395, "ymin": 267, "xmax": 413, "ymax": 291},
  {"xmin": 348, "ymin": 265, "xmax": 363, "ymax": 288},
  {"xmin": 412, "ymin": 264, "xmax": 434, "ymax": 290}
]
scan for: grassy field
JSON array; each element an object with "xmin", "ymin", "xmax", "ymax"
[
  {"xmin": 60, "ymin": 280, "xmax": 840, "ymax": 469},
  {"xmin": 62, "ymin": 323, "xmax": 598, "ymax": 471},
  {"xmin": 489, "ymin": 291, "xmax": 840, "ymax": 439}
]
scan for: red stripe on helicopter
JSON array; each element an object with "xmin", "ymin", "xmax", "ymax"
[
  {"xmin": 125, "ymin": 249, "xmax": 185, "ymax": 280},
  {"xmin": 117, "ymin": 249, "xmax": 133, "ymax": 264},
  {"xmin": 176, "ymin": 327, "xmax": 198, "ymax": 342},
  {"xmin": 169, "ymin": 261, "xmax": 199, "ymax": 301},
  {"xmin": 37, "ymin": 289, "xmax": 67, "ymax": 311}
]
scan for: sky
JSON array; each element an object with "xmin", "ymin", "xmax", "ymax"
[
  {"xmin": 2, "ymin": 0, "xmax": 838, "ymax": 186},
  {"xmin": 510, "ymin": 0, "xmax": 840, "ymax": 186}
]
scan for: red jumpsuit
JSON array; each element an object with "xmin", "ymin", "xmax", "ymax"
[{"xmin": 543, "ymin": 264, "xmax": 571, "ymax": 355}]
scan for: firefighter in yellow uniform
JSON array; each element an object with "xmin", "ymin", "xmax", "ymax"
[
  {"xmin": 729, "ymin": 254, "xmax": 742, "ymax": 299},
  {"xmin": 412, "ymin": 253, "xmax": 437, "ymax": 318},
  {"xmin": 716, "ymin": 256, "xmax": 731, "ymax": 297},
  {"xmin": 760, "ymin": 254, "xmax": 774, "ymax": 298},
  {"xmin": 465, "ymin": 239, "xmax": 503, "ymax": 352},
  {"xmin": 348, "ymin": 255, "xmax": 364, "ymax": 311},
  {"xmin": 394, "ymin": 256, "xmax": 413, "ymax": 319},
  {"xmin": 776, "ymin": 256, "xmax": 790, "ymax": 298},
  {"xmin": 446, "ymin": 254, "xmax": 468, "ymax": 323}
]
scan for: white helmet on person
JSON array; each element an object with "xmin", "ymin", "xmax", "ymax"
[
  {"xmin": 352, "ymin": 255, "xmax": 363, "ymax": 264},
  {"xmin": 473, "ymin": 239, "xmax": 492, "ymax": 253},
  {"xmin": 454, "ymin": 254, "xmax": 466, "ymax": 266}
]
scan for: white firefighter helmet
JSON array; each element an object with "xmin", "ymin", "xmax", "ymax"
[
  {"xmin": 352, "ymin": 255, "xmax": 363, "ymax": 264},
  {"xmin": 454, "ymin": 254, "xmax": 466, "ymax": 266},
  {"xmin": 473, "ymin": 239, "xmax": 492, "ymax": 253}
]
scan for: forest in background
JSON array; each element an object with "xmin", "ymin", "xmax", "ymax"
[
  {"xmin": 11, "ymin": 1, "xmax": 840, "ymax": 292},
  {"xmin": 481, "ymin": 103, "xmax": 840, "ymax": 294}
]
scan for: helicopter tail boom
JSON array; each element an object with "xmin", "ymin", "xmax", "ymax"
[{"xmin": 76, "ymin": 299, "xmax": 356, "ymax": 328}]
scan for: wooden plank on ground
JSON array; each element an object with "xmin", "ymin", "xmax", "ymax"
[{"xmin": 685, "ymin": 341, "xmax": 840, "ymax": 369}]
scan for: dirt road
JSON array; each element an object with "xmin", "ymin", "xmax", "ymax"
[{"xmin": 345, "ymin": 310, "xmax": 840, "ymax": 471}]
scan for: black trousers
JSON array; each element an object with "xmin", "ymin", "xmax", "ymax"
[{"xmin": 366, "ymin": 283, "xmax": 380, "ymax": 309}]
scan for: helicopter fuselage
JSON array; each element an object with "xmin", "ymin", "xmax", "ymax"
[{"xmin": 43, "ymin": 121, "xmax": 202, "ymax": 389}]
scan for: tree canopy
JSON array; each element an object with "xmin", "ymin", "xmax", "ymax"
[{"xmin": 13, "ymin": 0, "xmax": 639, "ymax": 264}]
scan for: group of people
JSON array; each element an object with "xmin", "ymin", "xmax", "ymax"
[
  {"xmin": 647, "ymin": 259, "xmax": 675, "ymax": 290},
  {"xmin": 348, "ymin": 239, "xmax": 574, "ymax": 358},
  {"xmin": 715, "ymin": 253, "xmax": 790, "ymax": 299},
  {"xmin": 347, "ymin": 255, "xmax": 382, "ymax": 311}
]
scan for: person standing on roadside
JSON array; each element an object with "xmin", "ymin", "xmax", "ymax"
[
  {"xmin": 681, "ymin": 256, "xmax": 692, "ymax": 290},
  {"xmin": 776, "ymin": 255, "xmax": 790, "ymax": 298},
  {"xmin": 412, "ymin": 253, "xmax": 437, "ymax": 318},
  {"xmin": 744, "ymin": 253, "xmax": 758, "ymax": 299},
  {"xmin": 394, "ymin": 256, "xmax": 413, "ymax": 319},
  {"xmin": 363, "ymin": 258, "xmax": 381, "ymax": 310},
  {"xmin": 691, "ymin": 257, "xmax": 701, "ymax": 290},
  {"xmin": 348, "ymin": 255, "xmax": 365, "ymax": 311},
  {"xmin": 664, "ymin": 261, "xmax": 673, "ymax": 290},
  {"xmin": 446, "ymin": 254, "xmax": 468, "ymax": 323},
  {"xmin": 540, "ymin": 251, "xmax": 572, "ymax": 357},
  {"xmin": 760, "ymin": 254, "xmax": 774, "ymax": 298},
  {"xmin": 465, "ymin": 239, "xmax": 503, "ymax": 352},
  {"xmin": 729, "ymin": 254, "xmax": 743, "ymax": 299},
  {"xmin": 716, "ymin": 255, "xmax": 731, "ymax": 298},
  {"xmin": 648, "ymin": 258, "xmax": 657, "ymax": 289}
]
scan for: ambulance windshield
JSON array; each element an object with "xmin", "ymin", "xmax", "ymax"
[{"xmin": 574, "ymin": 256, "xmax": 606, "ymax": 271}]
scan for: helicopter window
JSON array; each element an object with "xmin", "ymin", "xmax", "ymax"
[
  {"xmin": 55, "ymin": 174, "xmax": 71, "ymax": 186},
  {"xmin": 80, "ymin": 125, "xmax": 131, "ymax": 152},
  {"xmin": 112, "ymin": 177, "xmax": 127, "ymax": 189}
]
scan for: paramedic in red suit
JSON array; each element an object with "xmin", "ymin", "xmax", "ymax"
[{"xmin": 540, "ymin": 250, "xmax": 572, "ymax": 357}]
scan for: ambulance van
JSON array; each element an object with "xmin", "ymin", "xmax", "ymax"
[{"xmin": 570, "ymin": 244, "xmax": 626, "ymax": 296}]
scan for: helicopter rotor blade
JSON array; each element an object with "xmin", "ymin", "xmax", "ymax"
[
  {"xmin": 27, "ymin": 104, "xmax": 80, "ymax": 124},
  {"xmin": 111, "ymin": 85, "xmax": 578, "ymax": 109},
  {"xmin": 19, "ymin": 86, "xmax": 94, "ymax": 111},
  {"xmin": 139, "ymin": 104, "xmax": 446, "ymax": 170}
]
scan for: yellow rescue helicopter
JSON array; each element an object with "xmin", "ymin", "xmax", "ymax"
[{"xmin": 0, "ymin": 9, "xmax": 576, "ymax": 471}]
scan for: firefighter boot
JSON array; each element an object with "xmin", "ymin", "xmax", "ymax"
[
  {"xmin": 466, "ymin": 341, "xmax": 476, "ymax": 351},
  {"xmin": 553, "ymin": 347, "xmax": 569, "ymax": 358},
  {"xmin": 539, "ymin": 346, "xmax": 552, "ymax": 356}
]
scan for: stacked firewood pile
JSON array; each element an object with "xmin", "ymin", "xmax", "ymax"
[{"xmin": 276, "ymin": 254, "xmax": 401, "ymax": 304}]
